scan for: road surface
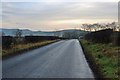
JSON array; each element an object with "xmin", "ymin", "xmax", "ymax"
[{"xmin": 3, "ymin": 39, "xmax": 94, "ymax": 78}]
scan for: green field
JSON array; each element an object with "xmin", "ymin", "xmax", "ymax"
[{"xmin": 80, "ymin": 39, "xmax": 119, "ymax": 78}]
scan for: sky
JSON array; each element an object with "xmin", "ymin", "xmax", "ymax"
[{"xmin": 1, "ymin": 0, "xmax": 119, "ymax": 31}]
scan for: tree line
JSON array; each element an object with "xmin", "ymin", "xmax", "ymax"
[{"xmin": 81, "ymin": 22, "xmax": 119, "ymax": 32}]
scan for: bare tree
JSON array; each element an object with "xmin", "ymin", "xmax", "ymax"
[
  {"xmin": 15, "ymin": 29, "xmax": 22, "ymax": 38},
  {"xmin": 92, "ymin": 23, "xmax": 100, "ymax": 31},
  {"xmin": 14, "ymin": 29, "xmax": 23, "ymax": 44},
  {"xmin": 82, "ymin": 24, "xmax": 89, "ymax": 31},
  {"xmin": 111, "ymin": 22, "xmax": 116, "ymax": 31},
  {"xmin": 88, "ymin": 24, "xmax": 93, "ymax": 31},
  {"xmin": 81, "ymin": 22, "xmax": 118, "ymax": 31},
  {"xmin": 117, "ymin": 24, "xmax": 120, "ymax": 31}
]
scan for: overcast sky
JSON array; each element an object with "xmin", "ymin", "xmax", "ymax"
[{"xmin": 1, "ymin": 0, "xmax": 119, "ymax": 31}]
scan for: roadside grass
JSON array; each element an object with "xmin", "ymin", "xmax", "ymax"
[
  {"xmin": 2, "ymin": 40, "xmax": 58, "ymax": 58},
  {"xmin": 80, "ymin": 39, "xmax": 119, "ymax": 78}
]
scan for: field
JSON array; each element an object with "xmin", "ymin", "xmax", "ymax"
[
  {"xmin": 2, "ymin": 40, "xmax": 58, "ymax": 58},
  {"xmin": 2, "ymin": 36, "xmax": 60, "ymax": 58},
  {"xmin": 80, "ymin": 39, "xmax": 119, "ymax": 78}
]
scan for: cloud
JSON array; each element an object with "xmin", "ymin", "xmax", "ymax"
[
  {"xmin": 1, "ymin": 0, "xmax": 120, "ymax": 2},
  {"xmin": 2, "ymin": 2, "xmax": 118, "ymax": 31}
]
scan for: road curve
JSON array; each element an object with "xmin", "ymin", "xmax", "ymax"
[{"xmin": 3, "ymin": 39, "xmax": 94, "ymax": 78}]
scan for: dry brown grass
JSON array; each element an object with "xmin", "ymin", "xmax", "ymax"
[{"xmin": 2, "ymin": 40, "xmax": 58, "ymax": 57}]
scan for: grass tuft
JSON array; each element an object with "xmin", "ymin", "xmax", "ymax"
[{"xmin": 80, "ymin": 39, "xmax": 119, "ymax": 78}]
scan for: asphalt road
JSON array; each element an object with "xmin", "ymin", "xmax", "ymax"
[{"xmin": 3, "ymin": 39, "xmax": 94, "ymax": 78}]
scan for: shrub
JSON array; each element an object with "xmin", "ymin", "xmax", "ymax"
[
  {"xmin": 111, "ymin": 32, "xmax": 120, "ymax": 46},
  {"xmin": 24, "ymin": 36, "xmax": 59, "ymax": 43},
  {"xmin": 2, "ymin": 36, "xmax": 13, "ymax": 49},
  {"xmin": 85, "ymin": 29, "xmax": 113, "ymax": 43}
]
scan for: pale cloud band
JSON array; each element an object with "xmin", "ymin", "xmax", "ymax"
[
  {"xmin": 1, "ymin": 1, "xmax": 118, "ymax": 31},
  {"xmin": 1, "ymin": 0, "xmax": 120, "ymax": 2}
]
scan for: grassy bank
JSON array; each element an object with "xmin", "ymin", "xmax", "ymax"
[
  {"xmin": 80, "ymin": 39, "xmax": 119, "ymax": 79},
  {"xmin": 2, "ymin": 40, "xmax": 59, "ymax": 58}
]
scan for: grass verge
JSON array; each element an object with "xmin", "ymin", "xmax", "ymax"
[
  {"xmin": 2, "ymin": 40, "xmax": 59, "ymax": 58},
  {"xmin": 80, "ymin": 39, "xmax": 119, "ymax": 79}
]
